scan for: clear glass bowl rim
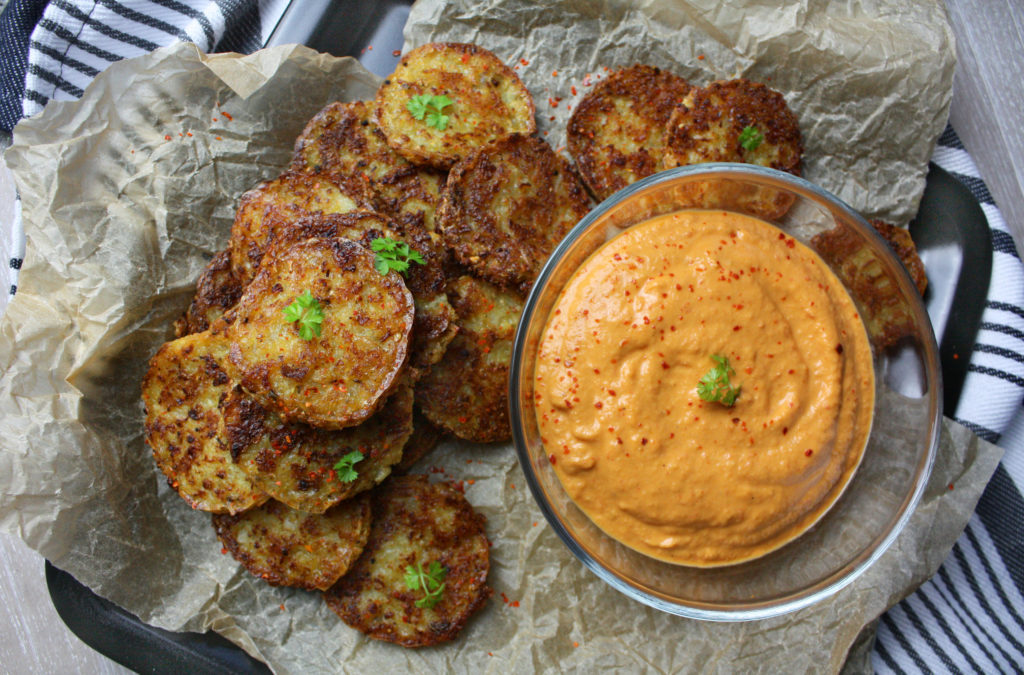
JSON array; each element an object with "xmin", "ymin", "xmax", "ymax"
[{"xmin": 509, "ymin": 162, "xmax": 942, "ymax": 622}]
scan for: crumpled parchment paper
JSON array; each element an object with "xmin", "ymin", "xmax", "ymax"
[{"xmin": 0, "ymin": 1, "xmax": 990, "ymax": 672}]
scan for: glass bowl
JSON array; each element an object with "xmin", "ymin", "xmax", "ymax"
[{"xmin": 509, "ymin": 163, "xmax": 941, "ymax": 621}]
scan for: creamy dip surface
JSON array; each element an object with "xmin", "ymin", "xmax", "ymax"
[{"xmin": 534, "ymin": 210, "xmax": 874, "ymax": 567}]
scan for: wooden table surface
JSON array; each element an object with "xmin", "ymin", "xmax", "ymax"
[{"xmin": 1, "ymin": 0, "xmax": 1021, "ymax": 672}]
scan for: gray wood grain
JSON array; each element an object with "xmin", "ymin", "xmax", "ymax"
[
  {"xmin": 0, "ymin": 533, "xmax": 131, "ymax": 674},
  {"xmin": 946, "ymin": 0, "xmax": 1024, "ymax": 251}
]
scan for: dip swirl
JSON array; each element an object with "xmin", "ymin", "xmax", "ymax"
[{"xmin": 534, "ymin": 210, "xmax": 874, "ymax": 567}]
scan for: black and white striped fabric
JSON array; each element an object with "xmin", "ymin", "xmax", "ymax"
[
  {"xmin": 1, "ymin": 2, "xmax": 1023, "ymax": 671},
  {"xmin": 874, "ymin": 127, "xmax": 1024, "ymax": 674}
]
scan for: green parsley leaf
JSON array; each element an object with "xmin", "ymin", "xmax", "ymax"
[
  {"xmin": 371, "ymin": 236, "xmax": 426, "ymax": 277},
  {"xmin": 282, "ymin": 290, "xmax": 323, "ymax": 340},
  {"xmin": 332, "ymin": 450, "xmax": 364, "ymax": 483},
  {"xmin": 738, "ymin": 125, "xmax": 764, "ymax": 151},
  {"xmin": 406, "ymin": 94, "xmax": 453, "ymax": 130},
  {"xmin": 404, "ymin": 560, "xmax": 447, "ymax": 609},
  {"xmin": 696, "ymin": 354, "xmax": 741, "ymax": 407},
  {"xmin": 407, "ymin": 95, "xmax": 430, "ymax": 120}
]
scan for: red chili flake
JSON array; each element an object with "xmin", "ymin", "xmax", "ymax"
[
  {"xmin": 731, "ymin": 418, "xmax": 740, "ymax": 424},
  {"xmin": 459, "ymin": 416, "xmax": 468, "ymax": 423},
  {"xmin": 733, "ymin": 325, "xmax": 741, "ymax": 331},
  {"xmin": 551, "ymin": 69, "xmax": 558, "ymax": 76},
  {"xmin": 805, "ymin": 449, "xmax": 814, "ymax": 457},
  {"xmin": 835, "ymin": 344, "xmax": 844, "ymax": 354},
  {"xmin": 393, "ymin": 49, "xmax": 402, "ymax": 56},
  {"xmin": 520, "ymin": 58, "xmax": 529, "ymax": 66},
  {"xmin": 641, "ymin": 438, "xmax": 648, "ymax": 445},
  {"xmin": 215, "ymin": 136, "xmax": 222, "ymax": 140},
  {"xmin": 501, "ymin": 592, "xmax": 509, "ymax": 604},
  {"xmin": 571, "ymin": 85, "xmax": 577, "ymax": 95},
  {"xmin": 279, "ymin": 603, "xmax": 286, "ymax": 611},
  {"xmin": 697, "ymin": 54, "xmax": 705, "ymax": 60},
  {"xmin": 594, "ymin": 401, "xmax": 603, "ymax": 409},
  {"xmin": 953, "ymin": 353, "xmax": 959, "ymax": 360},
  {"xmin": 573, "ymin": 641, "xmax": 580, "ymax": 648},
  {"xmin": 164, "ymin": 134, "xmax": 172, "ymax": 141},
  {"xmin": 511, "ymin": 601, "xmax": 520, "ymax": 608},
  {"xmin": 948, "ymin": 483, "xmax": 955, "ymax": 490},
  {"xmin": 220, "ymin": 547, "xmax": 228, "ymax": 554},
  {"xmin": 212, "ymin": 117, "xmax": 218, "ymax": 122}
]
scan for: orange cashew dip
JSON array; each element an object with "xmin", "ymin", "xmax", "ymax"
[{"xmin": 534, "ymin": 210, "xmax": 874, "ymax": 567}]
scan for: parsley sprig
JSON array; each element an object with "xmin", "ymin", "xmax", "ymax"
[
  {"xmin": 406, "ymin": 94, "xmax": 454, "ymax": 130},
  {"xmin": 404, "ymin": 560, "xmax": 447, "ymax": 609},
  {"xmin": 697, "ymin": 354, "xmax": 741, "ymax": 407},
  {"xmin": 332, "ymin": 450, "xmax": 364, "ymax": 483},
  {"xmin": 738, "ymin": 125, "xmax": 764, "ymax": 151},
  {"xmin": 282, "ymin": 290, "xmax": 324, "ymax": 340},
  {"xmin": 371, "ymin": 236, "xmax": 425, "ymax": 276}
]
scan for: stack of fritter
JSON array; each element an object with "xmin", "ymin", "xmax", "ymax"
[
  {"xmin": 144, "ymin": 40, "xmax": 590, "ymax": 647},
  {"xmin": 143, "ymin": 45, "xmax": 929, "ymax": 649}
]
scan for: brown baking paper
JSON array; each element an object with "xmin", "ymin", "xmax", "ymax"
[{"xmin": 0, "ymin": 1, "xmax": 987, "ymax": 672}]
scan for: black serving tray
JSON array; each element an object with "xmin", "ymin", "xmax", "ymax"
[{"xmin": 45, "ymin": 1, "xmax": 993, "ymax": 671}]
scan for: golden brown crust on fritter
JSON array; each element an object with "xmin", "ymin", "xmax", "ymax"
[
  {"xmin": 437, "ymin": 134, "xmax": 591, "ymax": 291},
  {"xmin": 291, "ymin": 101, "xmax": 446, "ymax": 234},
  {"xmin": 664, "ymin": 79, "xmax": 803, "ymax": 173},
  {"xmin": 324, "ymin": 476, "xmax": 490, "ymax": 648},
  {"xmin": 141, "ymin": 331, "xmax": 265, "ymax": 514},
  {"xmin": 394, "ymin": 411, "xmax": 444, "ymax": 473},
  {"xmin": 225, "ymin": 238, "xmax": 414, "ymax": 429},
  {"xmin": 174, "ymin": 250, "xmax": 245, "ymax": 337},
  {"xmin": 812, "ymin": 223, "xmax": 921, "ymax": 349},
  {"xmin": 663, "ymin": 80, "xmax": 803, "ymax": 220},
  {"xmin": 225, "ymin": 376, "xmax": 414, "ymax": 513},
  {"xmin": 228, "ymin": 171, "xmax": 369, "ymax": 285},
  {"xmin": 871, "ymin": 220, "xmax": 928, "ymax": 295},
  {"xmin": 273, "ymin": 210, "xmax": 456, "ymax": 370},
  {"xmin": 567, "ymin": 65, "xmax": 691, "ymax": 201},
  {"xmin": 375, "ymin": 42, "xmax": 536, "ymax": 169},
  {"xmin": 212, "ymin": 495, "xmax": 372, "ymax": 591},
  {"xmin": 415, "ymin": 276, "xmax": 523, "ymax": 442}
]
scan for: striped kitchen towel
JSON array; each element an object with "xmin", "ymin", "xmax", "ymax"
[
  {"xmin": 874, "ymin": 126, "xmax": 1024, "ymax": 674},
  {"xmin": 0, "ymin": 3, "xmax": 1023, "ymax": 671}
]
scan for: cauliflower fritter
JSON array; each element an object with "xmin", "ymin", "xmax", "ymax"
[
  {"xmin": 664, "ymin": 79, "xmax": 802, "ymax": 173},
  {"xmin": 141, "ymin": 330, "xmax": 265, "ymax": 514},
  {"xmin": 567, "ymin": 64, "xmax": 692, "ymax": 200},
  {"xmin": 437, "ymin": 133, "xmax": 591, "ymax": 292},
  {"xmin": 324, "ymin": 476, "xmax": 491, "ymax": 648},
  {"xmin": 415, "ymin": 276, "xmax": 523, "ymax": 442},
  {"xmin": 225, "ymin": 375, "xmax": 414, "ymax": 513},
  {"xmin": 291, "ymin": 100, "xmax": 446, "ymax": 234},
  {"xmin": 394, "ymin": 410, "xmax": 444, "ymax": 473},
  {"xmin": 225, "ymin": 237, "xmax": 414, "ymax": 429},
  {"xmin": 812, "ymin": 219, "xmax": 927, "ymax": 349},
  {"xmin": 375, "ymin": 42, "xmax": 536, "ymax": 169},
  {"xmin": 664, "ymin": 79, "xmax": 802, "ymax": 219},
  {"xmin": 174, "ymin": 249, "xmax": 244, "ymax": 337},
  {"xmin": 212, "ymin": 495, "xmax": 372, "ymax": 591},
  {"xmin": 228, "ymin": 171, "xmax": 369, "ymax": 285},
  {"xmin": 271, "ymin": 210, "xmax": 457, "ymax": 370}
]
